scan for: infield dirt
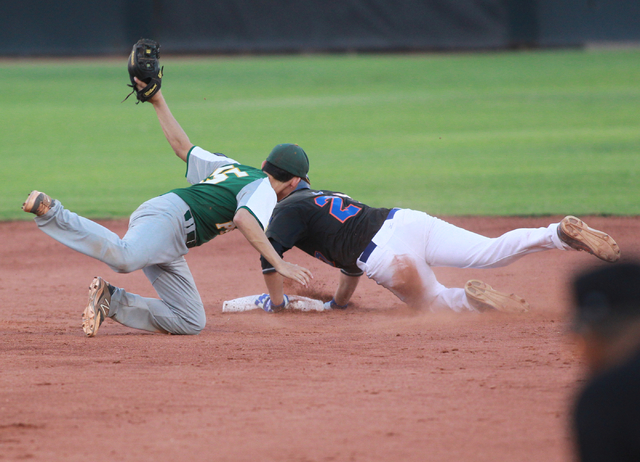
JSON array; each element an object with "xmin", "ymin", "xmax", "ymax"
[{"xmin": 1, "ymin": 216, "xmax": 638, "ymax": 461}]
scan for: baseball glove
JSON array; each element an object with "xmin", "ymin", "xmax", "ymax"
[{"xmin": 123, "ymin": 39, "xmax": 163, "ymax": 103}]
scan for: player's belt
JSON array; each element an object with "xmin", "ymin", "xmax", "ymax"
[
  {"xmin": 184, "ymin": 210, "xmax": 197, "ymax": 248},
  {"xmin": 358, "ymin": 208, "xmax": 399, "ymax": 264}
]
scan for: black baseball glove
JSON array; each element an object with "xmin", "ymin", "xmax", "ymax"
[{"xmin": 123, "ymin": 39, "xmax": 163, "ymax": 103}]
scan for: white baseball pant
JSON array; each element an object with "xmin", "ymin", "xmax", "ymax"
[{"xmin": 356, "ymin": 209, "xmax": 571, "ymax": 312}]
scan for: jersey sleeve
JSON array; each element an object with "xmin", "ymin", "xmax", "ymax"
[
  {"xmin": 341, "ymin": 267, "xmax": 364, "ymax": 277},
  {"xmin": 265, "ymin": 204, "xmax": 308, "ymax": 251},
  {"xmin": 235, "ymin": 177, "xmax": 277, "ymax": 230},
  {"xmin": 185, "ymin": 146, "xmax": 239, "ymax": 184}
]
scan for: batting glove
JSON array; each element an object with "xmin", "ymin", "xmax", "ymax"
[
  {"xmin": 255, "ymin": 293, "xmax": 289, "ymax": 313},
  {"xmin": 323, "ymin": 298, "xmax": 349, "ymax": 310}
]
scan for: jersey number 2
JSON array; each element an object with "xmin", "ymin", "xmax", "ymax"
[{"xmin": 314, "ymin": 196, "xmax": 361, "ymax": 223}]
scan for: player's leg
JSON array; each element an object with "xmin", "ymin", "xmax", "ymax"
[
  {"xmin": 101, "ymin": 257, "xmax": 205, "ymax": 335},
  {"xmin": 420, "ymin": 213, "xmax": 619, "ymax": 268},
  {"xmin": 377, "ymin": 210, "xmax": 593, "ymax": 312},
  {"xmin": 412, "ymin": 212, "xmax": 561, "ymax": 269},
  {"xmin": 357, "ymin": 210, "xmax": 528, "ymax": 312},
  {"xmin": 358, "ymin": 239, "xmax": 475, "ymax": 312},
  {"xmin": 32, "ymin": 193, "xmax": 191, "ymax": 273}
]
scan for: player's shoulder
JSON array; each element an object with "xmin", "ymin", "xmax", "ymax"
[
  {"xmin": 292, "ymin": 188, "xmax": 353, "ymax": 199},
  {"xmin": 190, "ymin": 145, "xmax": 239, "ymax": 164},
  {"xmin": 275, "ymin": 188, "xmax": 325, "ymax": 207},
  {"xmin": 278, "ymin": 188, "xmax": 316, "ymax": 203},
  {"xmin": 312, "ymin": 189, "xmax": 365, "ymax": 207},
  {"xmin": 234, "ymin": 162, "xmax": 267, "ymax": 177},
  {"xmin": 277, "ymin": 188, "xmax": 364, "ymax": 210}
]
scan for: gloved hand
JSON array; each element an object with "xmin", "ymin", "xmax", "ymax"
[
  {"xmin": 323, "ymin": 299, "xmax": 349, "ymax": 310},
  {"xmin": 255, "ymin": 293, "xmax": 289, "ymax": 313},
  {"xmin": 123, "ymin": 38, "xmax": 163, "ymax": 103}
]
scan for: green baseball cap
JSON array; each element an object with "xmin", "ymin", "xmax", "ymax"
[{"xmin": 266, "ymin": 143, "xmax": 310, "ymax": 183}]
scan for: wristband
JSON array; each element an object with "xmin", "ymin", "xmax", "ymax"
[{"xmin": 329, "ymin": 298, "xmax": 348, "ymax": 309}]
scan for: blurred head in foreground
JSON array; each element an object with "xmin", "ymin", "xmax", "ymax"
[
  {"xmin": 571, "ymin": 262, "xmax": 640, "ymax": 462},
  {"xmin": 572, "ymin": 262, "xmax": 640, "ymax": 374}
]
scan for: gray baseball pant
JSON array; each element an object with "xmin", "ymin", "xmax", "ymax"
[{"xmin": 34, "ymin": 193, "xmax": 205, "ymax": 335}]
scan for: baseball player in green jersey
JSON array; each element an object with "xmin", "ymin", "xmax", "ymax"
[{"xmin": 22, "ymin": 79, "xmax": 312, "ymax": 336}]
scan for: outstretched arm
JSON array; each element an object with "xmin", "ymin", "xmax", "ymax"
[
  {"xmin": 332, "ymin": 272, "xmax": 361, "ymax": 307},
  {"xmin": 263, "ymin": 271, "xmax": 286, "ymax": 306},
  {"xmin": 233, "ymin": 208, "xmax": 312, "ymax": 287},
  {"xmin": 134, "ymin": 77, "xmax": 192, "ymax": 163}
]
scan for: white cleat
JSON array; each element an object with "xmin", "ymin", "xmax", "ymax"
[
  {"xmin": 465, "ymin": 280, "xmax": 530, "ymax": 313},
  {"xmin": 557, "ymin": 216, "xmax": 620, "ymax": 263}
]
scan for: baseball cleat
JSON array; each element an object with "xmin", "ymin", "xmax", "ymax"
[
  {"xmin": 465, "ymin": 280, "xmax": 530, "ymax": 313},
  {"xmin": 82, "ymin": 277, "xmax": 111, "ymax": 337},
  {"xmin": 22, "ymin": 190, "xmax": 53, "ymax": 216},
  {"xmin": 557, "ymin": 216, "xmax": 620, "ymax": 263}
]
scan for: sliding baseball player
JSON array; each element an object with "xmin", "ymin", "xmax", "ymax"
[{"xmin": 254, "ymin": 146, "xmax": 620, "ymax": 313}]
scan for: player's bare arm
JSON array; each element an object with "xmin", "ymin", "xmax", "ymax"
[
  {"xmin": 233, "ymin": 208, "xmax": 312, "ymax": 287},
  {"xmin": 332, "ymin": 272, "xmax": 361, "ymax": 307},
  {"xmin": 133, "ymin": 77, "xmax": 192, "ymax": 162},
  {"xmin": 263, "ymin": 271, "xmax": 286, "ymax": 306}
]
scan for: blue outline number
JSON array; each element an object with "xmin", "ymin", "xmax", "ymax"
[{"xmin": 314, "ymin": 196, "xmax": 362, "ymax": 223}]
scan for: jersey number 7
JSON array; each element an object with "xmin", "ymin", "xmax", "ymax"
[{"xmin": 205, "ymin": 165, "xmax": 249, "ymax": 184}]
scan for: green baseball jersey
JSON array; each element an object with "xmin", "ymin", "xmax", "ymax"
[{"xmin": 170, "ymin": 146, "xmax": 276, "ymax": 246}]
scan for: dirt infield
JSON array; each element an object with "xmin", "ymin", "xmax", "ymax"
[{"xmin": 1, "ymin": 216, "xmax": 638, "ymax": 461}]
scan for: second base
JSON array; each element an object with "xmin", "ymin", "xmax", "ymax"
[{"xmin": 222, "ymin": 295, "xmax": 327, "ymax": 313}]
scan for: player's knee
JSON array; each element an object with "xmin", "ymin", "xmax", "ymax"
[
  {"xmin": 182, "ymin": 317, "xmax": 206, "ymax": 335},
  {"xmin": 113, "ymin": 263, "xmax": 133, "ymax": 274},
  {"xmin": 112, "ymin": 261, "xmax": 143, "ymax": 274},
  {"xmin": 164, "ymin": 318, "xmax": 205, "ymax": 335},
  {"xmin": 161, "ymin": 301, "xmax": 206, "ymax": 335},
  {"xmin": 185, "ymin": 308, "xmax": 206, "ymax": 335},
  {"xmin": 109, "ymin": 247, "xmax": 145, "ymax": 274},
  {"xmin": 388, "ymin": 255, "xmax": 429, "ymax": 309},
  {"xmin": 190, "ymin": 313, "xmax": 206, "ymax": 334},
  {"xmin": 107, "ymin": 253, "xmax": 139, "ymax": 273}
]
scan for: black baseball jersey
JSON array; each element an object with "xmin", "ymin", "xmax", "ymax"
[{"xmin": 261, "ymin": 186, "xmax": 391, "ymax": 275}]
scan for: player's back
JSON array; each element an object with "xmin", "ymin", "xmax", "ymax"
[{"xmin": 267, "ymin": 187, "xmax": 390, "ymax": 272}]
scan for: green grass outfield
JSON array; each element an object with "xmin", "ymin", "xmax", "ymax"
[{"xmin": 2, "ymin": 49, "xmax": 639, "ymax": 220}]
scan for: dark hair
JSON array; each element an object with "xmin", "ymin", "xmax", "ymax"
[{"xmin": 262, "ymin": 161, "xmax": 295, "ymax": 182}]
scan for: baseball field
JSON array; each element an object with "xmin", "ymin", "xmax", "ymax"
[{"xmin": 1, "ymin": 49, "xmax": 639, "ymax": 461}]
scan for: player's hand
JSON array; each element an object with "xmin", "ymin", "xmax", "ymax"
[
  {"xmin": 255, "ymin": 293, "xmax": 289, "ymax": 313},
  {"xmin": 133, "ymin": 77, "xmax": 161, "ymax": 102},
  {"xmin": 275, "ymin": 261, "xmax": 312, "ymax": 287},
  {"xmin": 133, "ymin": 76, "xmax": 146, "ymax": 91}
]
